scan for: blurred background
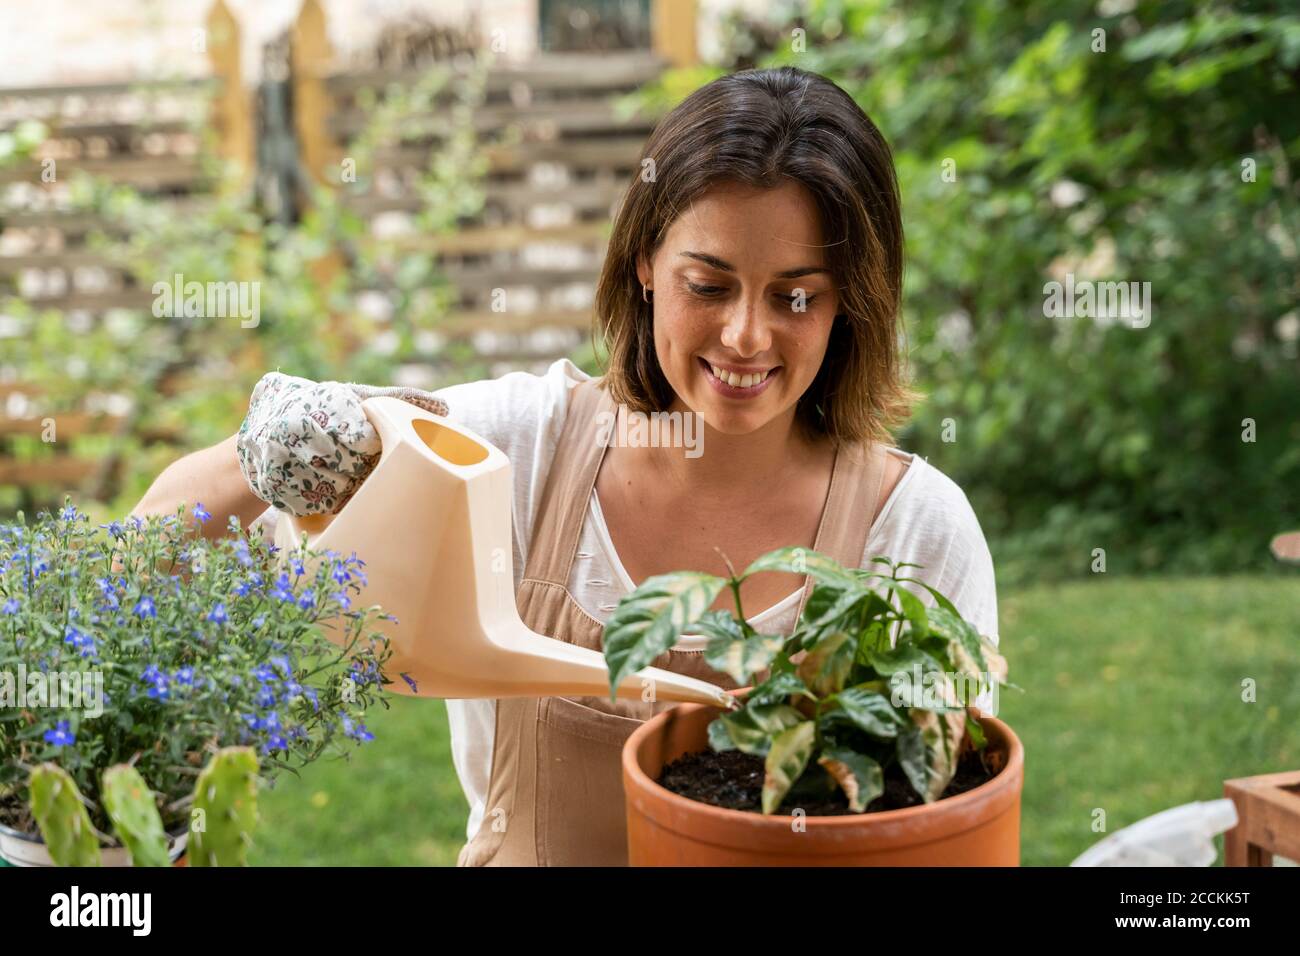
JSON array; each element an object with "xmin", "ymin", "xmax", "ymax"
[{"xmin": 0, "ymin": 0, "xmax": 1296, "ymax": 865}]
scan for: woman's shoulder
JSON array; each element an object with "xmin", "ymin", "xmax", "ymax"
[
  {"xmin": 431, "ymin": 357, "xmax": 592, "ymax": 453},
  {"xmin": 873, "ymin": 448, "xmax": 985, "ymax": 541},
  {"xmin": 867, "ymin": 447, "xmax": 998, "ymax": 639}
]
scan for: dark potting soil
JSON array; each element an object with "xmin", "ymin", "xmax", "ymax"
[{"xmin": 657, "ymin": 747, "xmax": 993, "ymax": 816}]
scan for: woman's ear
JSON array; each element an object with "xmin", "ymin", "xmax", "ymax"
[{"xmin": 635, "ymin": 253, "xmax": 652, "ymax": 289}]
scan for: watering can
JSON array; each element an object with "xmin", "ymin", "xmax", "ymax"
[{"xmin": 273, "ymin": 396, "xmax": 733, "ymax": 709}]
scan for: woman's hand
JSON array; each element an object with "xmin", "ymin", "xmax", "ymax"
[{"xmin": 236, "ymin": 371, "xmax": 449, "ymax": 517}]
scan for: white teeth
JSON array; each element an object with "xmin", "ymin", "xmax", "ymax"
[{"xmin": 708, "ymin": 364, "xmax": 771, "ymax": 388}]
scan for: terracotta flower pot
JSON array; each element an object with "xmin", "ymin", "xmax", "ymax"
[{"xmin": 622, "ymin": 695, "xmax": 1024, "ymax": 866}]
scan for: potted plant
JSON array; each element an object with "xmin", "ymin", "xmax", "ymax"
[
  {"xmin": 606, "ymin": 547, "xmax": 1023, "ymax": 866},
  {"xmin": 0, "ymin": 500, "xmax": 393, "ymax": 866}
]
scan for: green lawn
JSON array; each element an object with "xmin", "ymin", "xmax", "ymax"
[{"xmin": 249, "ymin": 574, "xmax": 1300, "ymax": 866}]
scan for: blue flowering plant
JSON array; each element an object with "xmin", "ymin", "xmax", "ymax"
[{"xmin": 0, "ymin": 499, "xmax": 393, "ymax": 854}]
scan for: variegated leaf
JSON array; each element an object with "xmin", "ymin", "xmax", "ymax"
[
  {"xmin": 818, "ymin": 747, "xmax": 884, "ymax": 812},
  {"xmin": 795, "ymin": 630, "xmax": 856, "ymax": 696},
  {"xmin": 697, "ymin": 610, "xmax": 786, "ymax": 685},
  {"xmin": 762, "ymin": 720, "xmax": 816, "ymax": 814},
  {"xmin": 603, "ymin": 571, "xmax": 726, "ymax": 697},
  {"xmin": 718, "ymin": 702, "xmax": 805, "ymax": 756}
]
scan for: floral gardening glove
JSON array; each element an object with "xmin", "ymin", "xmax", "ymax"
[{"xmin": 237, "ymin": 371, "xmax": 449, "ymax": 516}]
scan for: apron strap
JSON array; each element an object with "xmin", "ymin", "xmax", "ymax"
[
  {"xmin": 522, "ymin": 378, "xmax": 615, "ymax": 586},
  {"xmin": 792, "ymin": 441, "xmax": 889, "ymax": 624}
]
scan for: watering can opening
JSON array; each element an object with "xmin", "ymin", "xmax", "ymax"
[{"xmin": 411, "ymin": 418, "xmax": 489, "ymax": 467}]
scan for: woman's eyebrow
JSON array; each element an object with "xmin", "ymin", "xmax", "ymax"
[{"xmin": 679, "ymin": 250, "xmax": 830, "ymax": 279}]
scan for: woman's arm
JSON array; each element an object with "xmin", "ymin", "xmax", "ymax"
[{"xmin": 130, "ymin": 433, "xmax": 267, "ymax": 541}]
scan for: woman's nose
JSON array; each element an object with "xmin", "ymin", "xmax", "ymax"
[{"xmin": 718, "ymin": 297, "xmax": 772, "ymax": 357}]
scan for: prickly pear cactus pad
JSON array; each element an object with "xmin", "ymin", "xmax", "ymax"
[
  {"xmin": 190, "ymin": 747, "xmax": 260, "ymax": 867},
  {"xmin": 29, "ymin": 764, "xmax": 102, "ymax": 867},
  {"xmin": 102, "ymin": 765, "xmax": 169, "ymax": 867}
]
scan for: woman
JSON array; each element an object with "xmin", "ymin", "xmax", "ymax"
[{"xmin": 132, "ymin": 66, "xmax": 998, "ymax": 866}]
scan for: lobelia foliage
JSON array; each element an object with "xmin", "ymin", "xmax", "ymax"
[
  {"xmin": 604, "ymin": 547, "xmax": 1012, "ymax": 814},
  {"xmin": 0, "ymin": 499, "xmax": 393, "ymax": 862}
]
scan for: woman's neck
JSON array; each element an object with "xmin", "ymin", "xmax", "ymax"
[{"xmin": 637, "ymin": 402, "xmax": 827, "ymax": 495}]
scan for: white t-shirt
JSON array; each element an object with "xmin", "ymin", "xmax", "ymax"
[{"xmin": 256, "ymin": 357, "xmax": 1000, "ymax": 842}]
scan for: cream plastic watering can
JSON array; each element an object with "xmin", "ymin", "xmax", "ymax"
[{"xmin": 273, "ymin": 396, "xmax": 733, "ymax": 709}]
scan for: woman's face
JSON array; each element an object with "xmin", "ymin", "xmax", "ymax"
[{"xmin": 637, "ymin": 179, "xmax": 839, "ymax": 439}]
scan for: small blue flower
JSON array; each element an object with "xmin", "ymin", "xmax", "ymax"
[
  {"xmin": 253, "ymin": 664, "xmax": 276, "ymax": 683},
  {"xmin": 291, "ymin": 557, "xmax": 306, "ymax": 577},
  {"xmin": 44, "ymin": 720, "xmax": 75, "ymax": 747},
  {"xmin": 342, "ymin": 717, "xmax": 375, "ymax": 743},
  {"xmin": 331, "ymin": 562, "xmax": 351, "ymax": 584},
  {"xmin": 174, "ymin": 667, "xmax": 196, "ymax": 687},
  {"xmin": 262, "ymin": 734, "xmax": 288, "ymax": 754},
  {"xmin": 63, "ymin": 625, "xmax": 96, "ymax": 658},
  {"xmin": 101, "ymin": 520, "xmax": 125, "ymax": 538},
  {"xmin": 134, "ymin": 595, "xmax": 156, "ymax": 619},
  {"xmin": 193, "ymin": 503, "xmax": 211, "ymax": 524},
  {"xmin": 234, "ymin": 579, "xmax": 253, "ymax": 598},
  {"xmin": 332, "ymin": 591, "xmax": 352, "ymax": 611},
  {"xmin": 60, "ymin": 504, "xmax": 78, "ymax": 522},
  {"xmin": 401, "ymin": 673, "xmax": 419, "ymax": 694},
  {"xmin": 272, "ymin": 574, "xmax": 294, "ymax": 603},
  {"xmin": 261, "ymin": 711, "xmax": 282, "ymax": 732},
  {"xmin": 296, "ymin": 590, "xmax": 316, "ymax": 611},
  {"xmin": 1, "ymin": 597, "xmax": 18, "ymax": 615},
  {"xmin": 255, "ymin": 687, "xmax": 277, "ymax": 709},
  {"xmin": 233, "ymin": 539, "xmax": 253, "ymax": 568},
  {"xmin": 251, "ymin": 614, "xmax": 266, "ymax": 629},
  {"xmin": 206, "ymin": 603, "xmax": 228, "ymax": 625}
]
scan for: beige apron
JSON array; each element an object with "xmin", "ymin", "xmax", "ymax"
[{"xmin": 456, "ymin": 377, "xmax": 888, "ymax": 866}]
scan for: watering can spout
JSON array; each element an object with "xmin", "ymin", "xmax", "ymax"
[{"xmin": 275, "ymin": 396, "xmax": 733, "ymax": 710}]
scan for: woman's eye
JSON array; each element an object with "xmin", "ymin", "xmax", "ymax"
[
  {"xmin": 780, "ymin": 293, "xmax": 819, "ymax": 310},
  {"xmin": 686, "ymin": 282, "xmax": 727, "ymax": 298}
]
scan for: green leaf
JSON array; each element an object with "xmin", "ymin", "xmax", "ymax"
[
  {"xmin": 718, "ymin": 703, "xmax": 805, "ymax": 756},
  {"xmin": 965, "ymin": 713, "xmax": 987, "ymax": 751},
  {"xmin": 742, "ymin": 547, "xmax": 858, "ymax": 588},
  {"xmin": 795, "ymin": 630, "xmax": 856, "ymax": 696},
  {"xmin": 823, "ymin": 685, "xmax": 906, "ymax": 738},
  {"xmin": 762, "ymin": 721, "xmax": 816, "ymax": 814},
  {"xmin": 603, "ymin": 571, "xmax": 727, "ymax": 698},
  {"xmin": 896, "ymin": 724, "xmax": 932, "ymax": 803},
  {"xmin": 30, "ymin": 764, "xmax": 102, "ymax": 866},
  {"xmin": 102, "ymin": 765, "xmax": 169, "ymax": 867},
  {"xmin": 698, "ymin": 610, "xmax": 785, "ymax": 685},
  {"xmin": 927, "ymin": 605, "xmax": 986, "ymax": 673},
  {"xmin": 747, "ymin": 669, "xmax": 814, "ymax": 707},
  {"xmin": 865, "ymin": 642, "xmax": 938, "ymax": 677},
  {"xmin": 818, "ymin": 747, "xmax": 884, "ymax": 812},
  {"xmin": 707, "ymin": 716, "xmax": 737, "ymax": 752}
]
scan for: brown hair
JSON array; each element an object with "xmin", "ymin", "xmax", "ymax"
[{"xmin": 594, "ymin": 65, "xmax": 915, "ymax": 447}]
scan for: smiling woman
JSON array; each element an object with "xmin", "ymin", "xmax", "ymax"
[{"xmin": 130, "ymin": 64, "xmax": 999, "ymax": 869}]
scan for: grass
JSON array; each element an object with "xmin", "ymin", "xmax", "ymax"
[{"xmin": 248, "ymin": 574, "xmax": 1300, "ymax": 866}]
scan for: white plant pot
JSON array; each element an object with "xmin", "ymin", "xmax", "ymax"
[{"xmin": 0, "ymin": 821, "xmax": 188, "ymax": 867}]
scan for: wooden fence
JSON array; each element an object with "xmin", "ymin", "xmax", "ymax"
[{"xmin": 0, "ymin": 0, "xmax": 693, "ymax": 508}]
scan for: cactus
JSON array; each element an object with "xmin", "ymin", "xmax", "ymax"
[
  {"xmin": 189, "ymin": 747, "xmax": 259, "ymax": 866},
  {"xmin": 29, "ymin": 764, "xmax": 101, "ymax": 867},
  {"xmin": 102, "ymin": 765, "xmax": 169, "ymax": 867}
]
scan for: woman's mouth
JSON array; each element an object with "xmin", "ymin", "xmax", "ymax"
[{"xmin": 698, "ymin": 357, "xmax": 780, "ymax": 398}]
